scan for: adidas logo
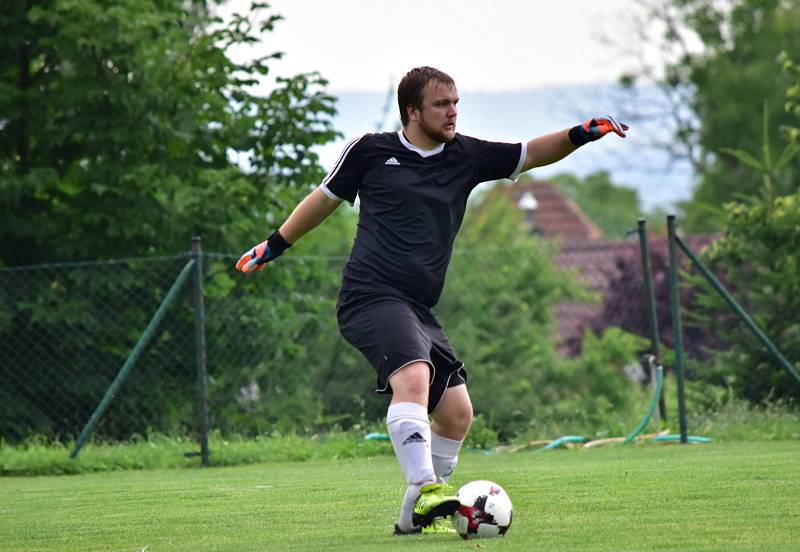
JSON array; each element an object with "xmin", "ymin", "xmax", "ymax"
[
  {"xmin": 384, "ymin": 157, "xmax": 400, "ymax": 166},
  {"xmin": 402, "ymin": 432, "xmax": 426, "ymax": 445}
]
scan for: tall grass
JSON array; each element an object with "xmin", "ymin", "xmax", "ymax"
[{"xmin": 2, "ymin": 396, "xmax": 798, "ymax": 477}]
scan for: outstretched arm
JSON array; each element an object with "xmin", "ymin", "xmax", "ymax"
[
  {"xmin": 521, "ymin": 116, "xmax": 628, "ymax": 172},
  {"xmin": 235, "ymin": 186, "xmax": 341, "ymax": 273},
  {"xmin": 279, "ymin": 186, "xmax": 341, "ymax": 243},
  {"xmin": 521, "ymin": 129, "xmax": 575, "ymax": 172}
]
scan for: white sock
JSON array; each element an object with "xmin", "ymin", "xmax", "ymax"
[
  {"xmin": 431, "ymin": 431, "xmax": 463, "ymax": 484},
  {"xmin": 387, "ymin": 402, "xmax": 436, "ymax": 531}
]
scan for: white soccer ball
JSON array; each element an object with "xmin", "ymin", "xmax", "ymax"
[{"xmin": 451, "ymin": 480, "xmax": 513, "ymax": 539}]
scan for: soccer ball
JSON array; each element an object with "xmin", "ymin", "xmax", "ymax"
[{"xmin": 451, "ymin": 480, "xmax": 513, "ymax": 539}]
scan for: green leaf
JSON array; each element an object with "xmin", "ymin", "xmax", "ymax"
[
  {"xmin": 774, "ymin": 141, "xmax": 800, "ymax": 170},
  {"xmin": 719, "ymin": 148, "xmax": 765, "ymax": 172}
]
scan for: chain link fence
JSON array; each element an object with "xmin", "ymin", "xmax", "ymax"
[
  {"xmin": 0, "ymin": 255, "xmax": 197, "ymax": 442},
  {"xmin": 2, "ymin": 233, "xmax": 748, "ymax": 445}
]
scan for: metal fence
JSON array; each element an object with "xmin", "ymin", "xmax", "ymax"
[{"xmin": 1, "ymin": 231, "xmax": 751, "ymax": 446}]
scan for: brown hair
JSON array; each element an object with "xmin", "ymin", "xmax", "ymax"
[{"xmin": 397, "ymin": 66, "xmax": 455, "ymax": 127}]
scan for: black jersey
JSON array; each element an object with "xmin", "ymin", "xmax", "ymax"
[{"xmin": 322, "ymin": 131, "xmax": 525, "ymax": 307}]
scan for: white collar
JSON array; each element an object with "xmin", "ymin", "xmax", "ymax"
[{"xmin": 397, "ymin": 130, "xmax": 445, "ymax": 158}]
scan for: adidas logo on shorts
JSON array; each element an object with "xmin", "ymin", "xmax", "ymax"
[{"xmin": 402, "ymin": 432, "xmax": 426, "ymax": 445}]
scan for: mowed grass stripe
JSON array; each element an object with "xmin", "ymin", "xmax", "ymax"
[{"xmin": 1, "ymin": 441, "xmax": 798, "ymax": 551}]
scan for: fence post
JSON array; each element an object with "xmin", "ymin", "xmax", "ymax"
[
  {"xmin": 675, "ymin": 234, "xmax": 800, "ymax": 386},
  {"xmin": 666, "ymin": 215, "xmax": 688, "ymax": 443},
  {"xmin": 637, "ymin": 218, "xmax": 667, "ymax": 424},
  {"xmin": 192, "ymin": 237, "xmax": 210, "ymax": 466},
  {"xmin": 70, "ymin": 259, "xmax": 196, "ymax": 459}
]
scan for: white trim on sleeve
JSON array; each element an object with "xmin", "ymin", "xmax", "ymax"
[
  {"xmin": 508, "ymin": 142, "xmax": 527, "ymax": 182},
  {"xmin": 320, "ymin": 183, "xmax": 345, "ymax": 202},
  {"xmin": 320, "ymin": 134, "xmax": 365, "ymax": 204}
]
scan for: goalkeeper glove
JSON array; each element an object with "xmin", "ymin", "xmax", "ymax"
[
  {"xmin": 569, "ymin": 116, "xmax": 629, "ymax": 147},
  {"xmin": 235, "ymin": 230, "xmax": 292, "ymax": 273}
]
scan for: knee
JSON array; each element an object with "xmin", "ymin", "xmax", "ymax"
[
  {"xmin": 435, "ymin": 400, "xmax": 473, "ymax": 439},
  {"xmin": 451, "ymin": 402, "xmax": 473, "ymax": 435},
  {"xmin": 389, "ymin": 362, "xmax": 431, "ymax": 402}
]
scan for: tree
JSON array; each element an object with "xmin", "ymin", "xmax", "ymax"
[
  {"xmin": 686, "ymin": 61, "xmax": 800, "ymax": 402},
  {"xmin": 436, "ymin": 185, "xmax": 645, "ymax": 437},
  {"xmin": 781, "ymin": 51, "xmax": 800, "ymax": 143},
  {"xmin": 618, "ymin": 0, "xmax": 800, "ymax": 231},
  {"xmin": 690, "ymin": 189, "xmax": 800, "ymax": 402},
  {"xmin": 0, "ymin": 0, "xmax": 338, "ymax": 265},
  {"xmin": 0, "ymin": 0, "xmax": 341, "ymax": 440},
  {"xmin": 548, "ymin": 171, "xmax": 645, "ymax": 239}
]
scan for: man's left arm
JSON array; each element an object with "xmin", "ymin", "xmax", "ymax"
[{"xmin": 521, "ymin": 116, "xmax": 628, "ymax": 172}]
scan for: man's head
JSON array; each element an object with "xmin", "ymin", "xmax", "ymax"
[{"xmin": 398, "ymin": 66, "xmax": 458, "ymax": 144}]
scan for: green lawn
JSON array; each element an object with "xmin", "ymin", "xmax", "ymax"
[{"xmin": 2, "ymin": 441, "xmax": 799, "ymax": 551}]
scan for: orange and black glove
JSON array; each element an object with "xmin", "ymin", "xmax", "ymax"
[
  {"xmin": 235, "ymin": 230, "xmax": 292, "ymax": 273},
  {"xmin": 569, "ymin": 116, "xmax": 629, "ymax": 147}
]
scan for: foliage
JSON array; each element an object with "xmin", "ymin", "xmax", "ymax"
[
  {"xmin": 542, "ymin": 329, "xmax": 651, "ymax": 433},
  {"xmin": 438, "ymin": 186, "xmax": 582, "ymax": 438},
  {"xmin": 780, "ymin": 50, "xmax": 800, "ymax": 141},
  {"xmin": 589, "ymin": 234, "xmax": 727, "ymax": 364},
  {"xmin": 720, "ymin": 102, "xmax": 800, "ymax": 211},
  {"xmin": 621, "ymin": 0, "xmax": 800, "ymax": 231},
  {"xmin": 0, "ymin": 430, "xmax": 395, "ymax": 477},
  {"xmin": 548, "ymin": 171, "xmax": 645, "ymax": 239},
  {"xmin": 689, "ymin": 188, "xmax": 800, "ymax": 402},
  {"xmin": 685, "ymin": 69, "xmax": 800, "ymax": 402},
  {"xmin": 4, "ymin": 398, "xmax": 800, "ymax": 475},
  {"xmin": 0, "ymin": 0, "xmax": 338, "ymax": 265},
  {"xmin": 210, "ymin": 185, "xmax": 656, "ymax": 440},
  {"xmin": 0, "ymin": 177, "xmax": 712, "ymax": 443},
  {"xmin": 0, "ymin": 0, "xmax": 344, "ymax": 441}
]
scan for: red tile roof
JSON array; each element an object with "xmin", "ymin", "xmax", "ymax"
[
  {"xmin": 508, "ymin": 181, "xmax": 602, "ymax": 242},
  {"xmin": 553, "ymin": 235, "xmax": 717, "ymax": 355}
]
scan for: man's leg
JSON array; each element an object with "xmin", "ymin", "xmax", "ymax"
[
  {"xmin": 430, "ymin": 384, "xmax": 473, "ymax": 485},
  {"xmin": 387, "ymin": 362, "xmax": 458, "ymax": 533}
]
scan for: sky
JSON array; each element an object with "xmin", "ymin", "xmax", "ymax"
[
  {"xmin": 217, "ymin": 0, "xmax": 638, "ymax": 92},
  {"xmin": 215, "ymin": 1, "xmax": 694, "ymax": 210}
]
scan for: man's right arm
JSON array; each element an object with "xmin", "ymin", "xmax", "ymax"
[
  {"xmin": 236, "ymin": 134, "xmax": 366, "ymax": 273},
  {"xmin": 235, "ymin": 186, "xmax": 341, "ymax": 273},
  {"xmin": 279, "ymin": 186, "xmax": 342, "ymax": 244}
]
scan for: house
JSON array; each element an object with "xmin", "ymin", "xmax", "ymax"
[
  {"xmin": 508, "ymin": 180, "xmax": 602, "ymax": 242},
  {"xmin": 508, "ymin": 180, "xmax": 715, "ymax": 356}
]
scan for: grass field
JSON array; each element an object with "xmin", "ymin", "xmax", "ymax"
[{"xmin": 2, "ymin": 441, "xmax": 799, "ymax": 551}]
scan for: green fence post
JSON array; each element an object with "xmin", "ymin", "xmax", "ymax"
[
  {"xmin": 675, "ymin": 235, "xmax": 800, "ymax": 386},
  {"xmin": 70, "ymin": 259, "xmax": 196, "ymax": 459},
  {"xmin": 192, "ymin": 237, "xmax": 210, "ymax": 466},
  {"xmin": 638, "ymin": 218, "xmax": 667, "ymax": 423},
  {"xmin": 666, "ymin": 215, "xmax": 688, "ymax": 444}
]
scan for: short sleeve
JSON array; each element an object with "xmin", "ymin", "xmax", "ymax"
[
  {"xmin": 320, "ymin": 135, "xmax": 367, "ymax": 204},
  {"xmin": 468, "ymin": 137, "xmax": 526, "ymax": 184}
]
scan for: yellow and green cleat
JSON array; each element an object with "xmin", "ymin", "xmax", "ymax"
[
  {"xmin": 394, "ymin": 518, "xmax": 457, "ymax": 536},
  {"xmin": 423, "ymin": 519, "xmax": 457, "ymax": 534},
  {"xmin": 412, "ymin": 483, "xmax": 460, "ymax": 528}
]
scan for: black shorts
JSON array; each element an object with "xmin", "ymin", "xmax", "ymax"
[{"xmin": 336, "ymin": 292, "xmax": 467, "ymax": 414}]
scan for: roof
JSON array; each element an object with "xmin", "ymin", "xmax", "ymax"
[
  {"xmin": 508, "ymin": 181, "xmax": 602, "ymax": 242},
  {"xmin": 552, "ymin": 235, "xmax": 718, "ymax": 355}
]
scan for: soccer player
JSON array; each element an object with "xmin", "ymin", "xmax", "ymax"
[{"xmin": 236, "ymin": 66, "xmax": 628, "ymax": 534}]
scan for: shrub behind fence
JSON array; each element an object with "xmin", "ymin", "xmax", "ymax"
[{"xmin": 1, "ymin": 234, "xmax": 737, "ymax": 444}]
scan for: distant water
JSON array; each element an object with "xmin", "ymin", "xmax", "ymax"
[{"xmin": 316, "ymin": 85, "xmax": 695, "ymax": 211}]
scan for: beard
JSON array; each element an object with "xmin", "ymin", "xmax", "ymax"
[{"xmin": 419, "ymin": 115, "xmax": 456, "ymax": 144}]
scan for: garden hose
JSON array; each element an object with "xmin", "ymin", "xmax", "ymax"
[
  {"xmin": 654, "ymin": 435, "xmax": 712, "ymax": 444},
  {"xmin": 621, "ymin": 364, "xmax": 664, "ymax": 444},
  {"xmin": 539, "ymin": 435, "xmax": 589, "ymax": 450}
]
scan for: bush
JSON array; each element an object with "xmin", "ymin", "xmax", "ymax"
[{"xmin": 690, "ymin": 190, "xmax": 800, "ymax": 402}]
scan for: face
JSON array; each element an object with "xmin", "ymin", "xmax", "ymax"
[{"xmin": 412, "ymin": 80, "xmax": 459, "ymax": 143}]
